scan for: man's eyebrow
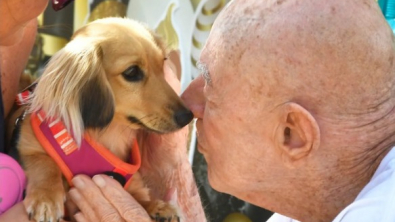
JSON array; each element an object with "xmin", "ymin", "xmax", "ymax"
[{"xmin": 197, "ymin": 61, "xmax": 212, "ymax": 85}]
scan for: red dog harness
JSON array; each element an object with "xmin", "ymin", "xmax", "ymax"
[{"xmin": 16, "ymin": 91, "xmax": 141, "ymax": 188}]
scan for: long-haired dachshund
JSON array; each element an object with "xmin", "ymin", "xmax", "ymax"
[{"xmin": 12, "ymin": 17, "xmax": 193, "ymax": 222}]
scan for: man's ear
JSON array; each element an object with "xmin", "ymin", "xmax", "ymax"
[{"xmin": 275, "ymin": 102, "xmax": 320, "ymax": 168}]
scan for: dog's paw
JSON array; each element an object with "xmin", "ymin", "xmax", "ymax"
[
  {"xmin": 147, "ymin": 200, "xmax": 180, "ymax": 222},
  {"xmin": 24, "ymin": 189, "xmax": 65, "ymax": 222}
]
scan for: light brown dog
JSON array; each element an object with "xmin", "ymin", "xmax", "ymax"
[{"xmin": 14, "ymin": 17, "xmax": 193, "ymax": 222}]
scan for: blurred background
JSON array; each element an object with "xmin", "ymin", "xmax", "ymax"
[{"xmin": 22, "ymin": 0, "xmax": 395, "ymax": 221}]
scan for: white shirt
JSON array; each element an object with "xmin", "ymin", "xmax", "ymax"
[{"xmin": 267, "ymin": 147, "xmax": 395, "ymax": 222}]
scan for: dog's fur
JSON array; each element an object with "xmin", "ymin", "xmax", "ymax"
[{"xmin": 14, "ymin": 17, "xmax": 193, "ymax": 222}]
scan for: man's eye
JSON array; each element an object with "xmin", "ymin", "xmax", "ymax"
[{"xmin": 122, "ymin": 66, "xmax": 144, "ymax": 82}]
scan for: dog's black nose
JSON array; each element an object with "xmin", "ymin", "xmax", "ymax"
[{"xmin": 174, "ymin": 108, "xmax": 194, "ymax": 127}]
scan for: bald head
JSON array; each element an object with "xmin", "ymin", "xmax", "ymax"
[
  {"xmin": 210, "ymin": 0, "xmax": 395, "ymax": 120},
  {"xmin": 182, "ymin": 1, "xmax": 395, "ymax": 220}
]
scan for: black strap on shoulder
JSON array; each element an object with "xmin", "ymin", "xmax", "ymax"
[{"xmin": 7, "ymin": 80, "xmax": 38, "ymax": 158}]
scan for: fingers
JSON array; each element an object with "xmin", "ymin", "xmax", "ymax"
[
  {"xmin": 73, "ymin": 212, "xmax": 89, "ymax": 222},
  {"xmin": 90, "ymin": 175, "xmax": 151, "ymax": 222},
  {"xmin": 69, "ymin": 189, "xmax": 100, "ymax": 222},
  {"xmin": 70, "ymin": 175, "xmax": 151, "ymax": 222},
  {"xmin": 69, "ymin": 175, "xmax": 125, "ymax": 222}
]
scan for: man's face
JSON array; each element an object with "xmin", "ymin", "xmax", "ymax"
[{"xmin": 182, "ymin": 29, "xmax": 282, "ymax": 199}]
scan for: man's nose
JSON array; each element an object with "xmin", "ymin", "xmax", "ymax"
[{"xmin": 181, "ymin": 75, "xmax": 205, "ymax": 119}]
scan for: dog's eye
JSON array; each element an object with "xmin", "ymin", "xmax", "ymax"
[{"xmin": 122, "ymin": 66, "xmax": 144, "ymax": 82}]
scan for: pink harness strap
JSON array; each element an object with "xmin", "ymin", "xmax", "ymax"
[{"xmin": 31, "ymin": 111, "xmax": 141, "ymax": 188}]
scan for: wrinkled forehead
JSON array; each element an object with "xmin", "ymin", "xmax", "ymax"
[
  {"xmin": 199, "ymin": 10, "xmax": 255, "ymax": 82},
  {"xmin": 202, "ymin": 0, "xmax": 395, "ymax": 116},
  {"xmin": 201, "ymin": 0, "xmax": 269, "ymax": 62}
]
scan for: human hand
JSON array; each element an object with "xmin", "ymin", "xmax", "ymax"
[{"xmin": 70, "ymin": 175, "xmax": 151, "ymax": 222}]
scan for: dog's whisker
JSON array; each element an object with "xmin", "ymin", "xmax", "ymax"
[{"xmin": 135, "ymin": 114, "xmax": 155, "ymax": 122}]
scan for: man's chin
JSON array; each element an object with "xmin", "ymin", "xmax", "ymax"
[{"xmin": 206, "ymin": 166, "xmax": 226, "ymax": 192}]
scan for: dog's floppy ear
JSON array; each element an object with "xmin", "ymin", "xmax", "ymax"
[
  {"xmin": 79, "ymin": 68, "xmax": 114, "ymax": 129},
  {"xmin": 30, "ymin": 38, "xmax": 114, "ymax": 145}
]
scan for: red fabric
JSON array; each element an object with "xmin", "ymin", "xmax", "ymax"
[{"xmin": 15, "ymin": 90, "xmax": 31, "ymax": 106}]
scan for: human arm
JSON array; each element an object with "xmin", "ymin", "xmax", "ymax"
[
  {"xmin": 136, "ymin": 62, "xmax": 206, "ymax": 221},
  {"xmin": 0, "ymin": 0, "xmax": 48, "ymax": 46},
  {"xmin": 0, "ymin": 202, "xmax": 31, "ymax": 222},
  {"xmin": 0, "ymin": 19, "xmax": 38, "ymax": 118}
]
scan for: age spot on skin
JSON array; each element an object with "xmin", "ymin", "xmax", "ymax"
[
  {"xmin": 277, "ymin": 0, "xmax": 287, "ymax": 6},
  {"xmin": 331, "ymin": 6, "xmax": 336, "ymax": 14}
]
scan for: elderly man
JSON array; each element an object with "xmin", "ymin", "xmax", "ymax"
[
  {"xmin": 182, "ymin": 0, "xmax": 395, "ymax": 220},
  {"xmin": 183, "ymin": 0, "xmax": 395, "ymax": 221},
  {"xmin": 3, "ymin": 0, "xmax": 395, "ymax": 221}
]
